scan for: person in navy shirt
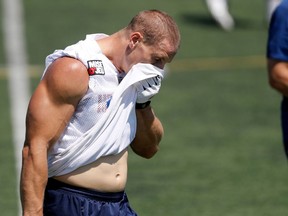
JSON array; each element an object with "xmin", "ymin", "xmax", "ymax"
[{"xmin": 267, "ymin": 0, "xmax": 288, "ymax": 157}]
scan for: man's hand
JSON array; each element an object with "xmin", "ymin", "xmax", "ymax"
[{"xmin": 134, "ymin": 75, "xmax": 162, "ymax": 104}]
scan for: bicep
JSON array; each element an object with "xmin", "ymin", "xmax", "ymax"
[
  {"xmin": 25, "ymin": 82, "xmax": 76, "ymax": 149},
  {"xmin": 25, "ymin": 57, "xmax": 89, "ymax": 148}
]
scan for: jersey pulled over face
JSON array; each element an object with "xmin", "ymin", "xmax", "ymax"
[{"xmin": 123, "ymin": 37, "xmax": 178, "ymax": 72}]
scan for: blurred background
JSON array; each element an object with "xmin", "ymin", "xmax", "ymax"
[{"xmin": 1, "ymin": 0, "xmax": 288, "ymax": 215}]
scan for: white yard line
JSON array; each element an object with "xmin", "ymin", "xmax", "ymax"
[{"xmin": 2, "ymin": 0, "xmax": 30, "ymax": 214}]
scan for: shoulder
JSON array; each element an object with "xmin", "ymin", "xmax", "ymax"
[
  {"xmin": 267, "ymin": 3, "xmax": 288, "ymax": 61},
  {"xmin": 42, "ymin": 57, "xmax": 89, "ymax": 103},
  {"xmin": 271, "ymin": 2, "xmax": 288, "ymax": 25},
  {"xmin": 276, "ymin": 1, "xmax": 288, "ymax": 15}
]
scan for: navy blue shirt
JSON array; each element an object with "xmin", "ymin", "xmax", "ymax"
[{"xmin": 267, "ymin": 0, "xmax": 288, "ymax": 61}]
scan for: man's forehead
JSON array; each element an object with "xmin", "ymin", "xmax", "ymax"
[
  {"xmin": 155, "ymin": 44, "xmax": 177, "ymax": 61},
  {"xmin": 159, "ymin": 39, "xmax": 178, "ymax": 54}
]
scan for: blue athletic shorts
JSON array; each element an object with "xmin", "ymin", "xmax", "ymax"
[{"xmin": 44, "ymin": 178, "xmax": 138, "ymax": 216}]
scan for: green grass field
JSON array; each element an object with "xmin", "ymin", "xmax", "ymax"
[{"xmin": 1, "ymin": 0, "xmax": 288, "ymax": 215}]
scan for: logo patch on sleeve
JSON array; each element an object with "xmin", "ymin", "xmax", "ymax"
[{"xmin": 87, "ymin": 60, "xmax": 105, "ymax": 76}]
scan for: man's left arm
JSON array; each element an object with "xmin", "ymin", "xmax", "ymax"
[{"xmin": 130, "ymin": 106, "xmax": 164, "ymax": 158}]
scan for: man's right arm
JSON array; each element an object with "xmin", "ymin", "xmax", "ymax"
[{"xmin": 20, "ymin": 57, "xmax": 89, "ymax": 215}]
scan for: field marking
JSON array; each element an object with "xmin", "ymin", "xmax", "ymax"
[
  {"xmin": 0, "ymin": 65, "xmax": 43, "ymax": 79},
  {"xmin": 0, "ymin": 55, "xmax": 266, "ymax": 79},
  {"xmin": 3, "ymin": 0, "xmax": 29, "ymax": 214}
]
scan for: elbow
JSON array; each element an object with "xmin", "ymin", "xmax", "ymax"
[
  {"xmin": 22, "ymin": 143, "xmax": 31, "ymax": 162},
  {"xmin": 131, "ymin": 144, "xmax": 159, "ymax": 159},
  {"xmin": 269, "ymin": 75, "xmax": 288, "ymax": 94},
  {"xmin": 142, "ymin": 144, "xmax": 160, "ymax": 159},
  {"xmin": 268, "ymin": 61, "xmax": 288, "ymax": 94},
  {"xmin": 143, "ymin": 151, "xmax": 158, "ymax": 159},
  {"xmin": 130, "ymin": 135, "xmax": 162, "ymax": 159},
  {"xmin": 269, "ymin": 78, "xmax": 280, "ymax": 90}
]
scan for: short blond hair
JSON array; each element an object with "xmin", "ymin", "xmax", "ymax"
[{"xmin": 127, "ymin": 10, "xmax": 181, "ymax": 49}]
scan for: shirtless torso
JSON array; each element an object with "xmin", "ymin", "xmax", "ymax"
[{"xmin": 54, "ymin": 148, "xmax": 128, "ymax": 192}]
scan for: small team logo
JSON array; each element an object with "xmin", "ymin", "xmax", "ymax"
[{"xmin": 87, "ymin": 60, "xmax": 105, "ymax": 76}]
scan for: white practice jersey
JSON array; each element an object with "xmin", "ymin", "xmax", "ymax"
[
  {"xmin": 45, "ymin": 34, "xmax": 164, "ymax": 177},
  {"xmin": 45, "ymin": 34, "xmax": 130, "ymax": 176}
]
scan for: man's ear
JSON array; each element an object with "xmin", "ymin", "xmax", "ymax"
[{"xmin": 129, "ymin": 32, "xmax": 143, "ymax": 49}]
